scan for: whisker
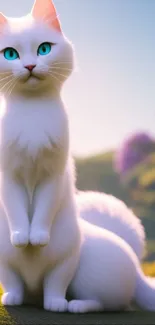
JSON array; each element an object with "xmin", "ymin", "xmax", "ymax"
[
  {"xmin": 0, "ymin": 74, "xmax": 14, "ymax": 83},
  {"xmin": 0, "ymin": 76, "xmax": 16, "ymax": 95},
  {"xmin": 50, "ymin": 61, "xmax": 73, "ymax": 66},
  {"xmin": 38, "ymin": 67, "xmax": 72, "ymax": 74},
  {"xmin": 0, "ymin": 82, "xmax": 15, "ymax": 96},
  {"xmin": 38, "ymin": 68, "xmax": 62, "ymax": 80},
  {"xmin": 49, "ymin": 70, "xmax": 70, "ymax": 79},
  {"xmin": 48, "ymin": 71, "xmax": 63, "ymax": 85},
  {"xmin": 38, "ymin": 68, "xmax": 69, "ymax": 83},
  {"xmin": 43, "ymin": 62, "xmax": 73, "ymax": 69},
  {"xmin": 0, "ymin": 68, "xmax": 22, "ymax": 75},
  {"xmin": 7, "ymin": 77, "xmax": 19, "ymax": 98},
  {"xmin": 49, "ymin": 67, "xmax": 73, "ymax": 72},
  {"xmin": 42, "ymin": 62, "xmax": 73, "ymax": 73},
  {"xmin": 0, "ymin": 71, "xmax": 13, "ymax": 76},
  {"xmin": 48, "ymin": 74, "xmax": 61, "ymax": 93}
]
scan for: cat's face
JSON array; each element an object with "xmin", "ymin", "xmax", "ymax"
[{"xmin": 0, "ymin": 0, "xmax": 74, "ymax": 96}]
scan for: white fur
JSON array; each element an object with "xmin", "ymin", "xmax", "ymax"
[
  {"xmin": 67, "ymin": 191, "xmax": 152, "ymax": 312},
  {"xmin": 69, "ymin": 218, "xmax": 155, "ymax": 312},
  {"xmin": 76, "ymin": 191, "xmax": 145, "ymax": 259},
  {"xmin": 0, "ymin": 4, "xmax": 81, "ymax": 312},
  {"xmin": 0, "ymin": 1, "xmax": 152, "ymax": 314}
]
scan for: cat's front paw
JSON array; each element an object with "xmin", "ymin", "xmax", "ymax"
[
  {"xmin": 1, "ymin": 292, "xmax": 23, "ymax": 306},
  {"xmin": 30, "ymin": 229, "xmax": 50, "ymax": 246},
  {"xmin": 11, "ymin": 231, "xmax": 29, "ymax": 248},
  {"xmin": 44, "ymin": 297, "xmax": 68, "ymax": 312}
]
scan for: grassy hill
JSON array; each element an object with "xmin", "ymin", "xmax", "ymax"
[{"xmin": 75, "ymin": 151, "xmax": 130, "ymax": 203}]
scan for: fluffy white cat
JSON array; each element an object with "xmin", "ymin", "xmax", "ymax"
[
  {"xmin": 0, "ymin": 0, "xmax": 154, "ymax": 314},
  {"xmin": 0, "ymin": 0, "xmax": 81, "ymax": 312},
  {"xmin": 76, "ymin": 191, "xmax": 145, "ymax": 260}
]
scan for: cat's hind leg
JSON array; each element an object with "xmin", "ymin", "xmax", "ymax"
[{"xmin": 0, "ymin": 265, "xmax": 24, "ymax": 306}]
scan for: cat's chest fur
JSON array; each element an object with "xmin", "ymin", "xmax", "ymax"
[{"xmin": 0, "ymin": 97, "xmax": 68, "ymax": 187}]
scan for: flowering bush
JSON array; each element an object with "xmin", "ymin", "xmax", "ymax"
[{"xmin": 115, "ymin": 132, "xmax": 155, "ymax": 176}]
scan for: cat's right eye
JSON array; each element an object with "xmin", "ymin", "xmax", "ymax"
[{"xmin": 4, "ymin": 48, "xmax": 19, "ymax": 61}]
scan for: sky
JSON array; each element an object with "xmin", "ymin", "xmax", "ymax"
[{"xmin": 0, "ymin": 0, "xmax": 155, "ymax": 157}]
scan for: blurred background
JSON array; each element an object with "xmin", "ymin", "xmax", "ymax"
[{"xmin": 1, "ymin": 0, "xmax": 155, "ymax": 269}]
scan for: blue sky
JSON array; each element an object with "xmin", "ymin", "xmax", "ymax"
[{"xmin": 0, "ymin": 0, "xmax": 155, "ymax": 156}]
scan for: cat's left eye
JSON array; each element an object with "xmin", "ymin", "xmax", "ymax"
[
  {"xmin": 37, "ymin": 42, "xmax": 52, "ymax": 56},
  {"xmin": 4, "ymin": 48, "xmax": 19, "ymax": 61}
]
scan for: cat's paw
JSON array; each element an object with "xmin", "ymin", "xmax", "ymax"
[
  {"xmin": 1, "ymin": 292, "xmax": 23, "ymax": 306},
  {"xmin": 44, "ymin": 298, "xmax": 68, "ymax": 312},
  {"xmin": 30, "ymin": 229, "xmax": 50, "ymax": 246},
  {"xmin": 68, "ymin": 300, "xmax": 103, "ymax": 313},
  {"xmin": 11, "ymin": 231, "xmax": 29, "ymax": 248}
]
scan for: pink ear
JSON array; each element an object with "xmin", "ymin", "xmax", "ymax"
[
  {"xmin": 31, "ymin": 0, "xmax": 61, "ymax": 32},
  {"xmin": 0, "ymin": 13, "xmax": 7, "ymax": 28}
]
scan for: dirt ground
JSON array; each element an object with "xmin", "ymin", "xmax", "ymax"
[{"xmin": 0, "ymin": 303, "xmax": 155, "ymax": 325}]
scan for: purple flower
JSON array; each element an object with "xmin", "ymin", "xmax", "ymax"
[{"xmin": 115, "ymin": 132, "xmax": 155, "ymax": 175}]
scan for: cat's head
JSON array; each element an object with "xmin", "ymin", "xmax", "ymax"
[{"xmin": 0, "ymin": 0, "xmax": 74, "ymax": 96}]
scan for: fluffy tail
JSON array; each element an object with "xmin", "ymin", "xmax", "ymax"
[
  {"xmin": 135, "ymin": 267, "xmax": 155, "ymax": 310},
  {"xmin": 76, "ymin": 191, "xmax": 145, "ymax": 260}
]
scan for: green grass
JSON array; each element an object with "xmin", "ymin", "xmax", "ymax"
[
  {"xmin": 142, "ymin": 261, "xmax": 155, "ymax": 277},
  {"xmin": 146, "ymin": 240, "xmax": 155, "ymax": 254},
  {"xmin": 75, "ymin": 151, "xmax": 130, "ymax": 204},
  {"xmin": 0, "ymin": 287, "xmax": 16, "ymax": 325}
]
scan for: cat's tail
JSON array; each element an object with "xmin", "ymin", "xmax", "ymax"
[
  {"xmin": 135, "ymin": 266, "xmax": 155, "ymax": 310},
  {"xmin": 76, "ymin": 191, "xmax": 145, "ymax": 260}
]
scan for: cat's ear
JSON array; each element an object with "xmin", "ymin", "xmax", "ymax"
[
  {"xmin": 31, "ymin": 0, "xmax": 61, "ymax": 32},
  {"xmin": 0, "ymin": 13, "xmax": 7, "ymax": 29}
]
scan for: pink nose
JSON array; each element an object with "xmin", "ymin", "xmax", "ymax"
[{"xmin": 25, "ymin": 65, "xmax": 36, "ymax": 72}]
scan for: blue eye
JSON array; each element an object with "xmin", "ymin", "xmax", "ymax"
[
  {"xmin": 4, "ymin": 48, "xmax": 19, "ymax": 61},
  {"xmin": 37, "ymin": 42, "xmax": 51, "ymax": 56}
]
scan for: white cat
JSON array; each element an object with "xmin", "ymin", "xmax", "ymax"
[
  {"xmin": 0, "ymin": 0, "xmax": 154, "ymax": 314},
  {"xmin": 76, "ymin": 191, "xmax": 145, "ymax": 260},
  {"xmin": 68, "ymin": 217, "xmax": 155, "ymax": 312},
  {"xmin": 0, "ymin": 0, "xmax": 81, "ymax": 312}
]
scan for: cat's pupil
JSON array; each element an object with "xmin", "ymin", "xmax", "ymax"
[
  {"xmin": 10, "ymin": 50, "xmax": 14, "ymax": 57},
  {"xmin": 42, "ymin": 46, "xmax": 46, "ymax": 52}
]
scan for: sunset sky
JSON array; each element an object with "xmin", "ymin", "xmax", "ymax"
[{"xmin": 0, "ymin": 0, "xmax": 155, "ymax": 156}]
